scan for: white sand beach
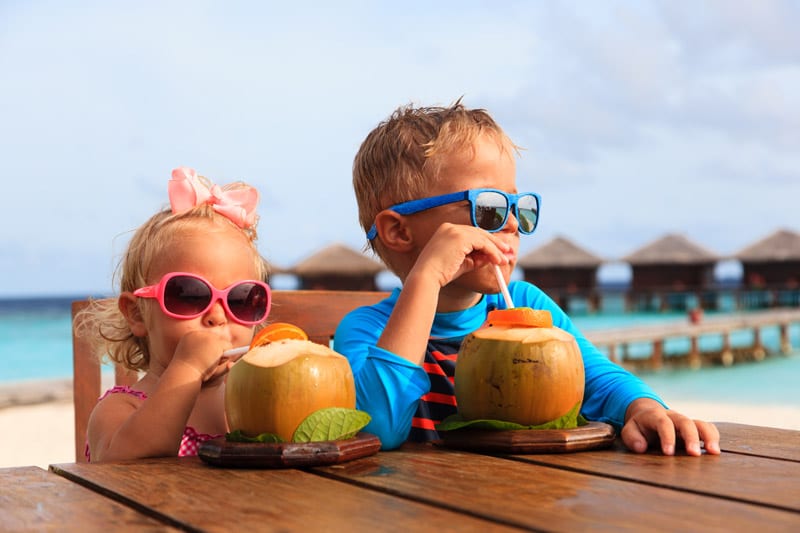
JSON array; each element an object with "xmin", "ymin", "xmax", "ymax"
[{"xmin": 1, "ymin": 377, "xmax": 799, "ymax": 469}]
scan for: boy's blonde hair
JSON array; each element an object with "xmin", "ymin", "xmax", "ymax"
[
  {"xmin": 75, "ymin": 198, "xmax": 270, "ymax": 372},
  {"xmin": 352, "ymin": 99, "xmax": 517, "ymax": 264}
]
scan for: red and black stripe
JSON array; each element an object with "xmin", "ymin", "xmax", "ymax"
[{"xmin": 408, "ymin": 337, "xmax": 462, "ymax": 442}]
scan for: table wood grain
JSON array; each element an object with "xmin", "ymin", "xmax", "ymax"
[
  {"xmin": 51, "ymin": 457, "xmax": 521, "ymax": 532},
  {"xmin": 714, "ymin": 421, "xmax": 800, "ymax": 461},
  {"xmin": 507, "ymin": 439, "xmax": 800, "ymax": 513},
  {"xmin": 0, "ymin": 466, "xmax": 174, "ymax": 531},
  {"xmin": 315, "ymin": 444, "xmax": 800, "ymax": 531},
  {"xmin": 39, "ymin": 423, "xmax": 800, "ymax": 532}
]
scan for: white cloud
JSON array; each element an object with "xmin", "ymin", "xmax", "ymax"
[{"xmin": 1, "ymin": 1, "xmax": 798, "ymax": 296}]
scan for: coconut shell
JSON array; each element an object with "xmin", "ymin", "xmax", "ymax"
[{"xmin": 225, "ymin": 339, "xmax": 356, "ymax": 441}]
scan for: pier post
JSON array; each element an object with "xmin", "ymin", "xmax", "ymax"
[
  {"xmin": 651, "ymin": 339, "xmax": 663, "ymax": 371},
  {"xmin": 780, "ymin": 323, "xmax": 792, "ymax": 355},
  {"xmin": 752, "ymin": 327, "xmax": 766, "ymax": 361},
  {"xmin": 688, "ymin": 336, "xmax": 701, "ymax": 370},
  {"xmin": 607, "ymin": 344, "xmax": 618, "ymax": 364},
  {"xmin": 721, "ymin": 331, "xmax": 734, "ymax": 367}
]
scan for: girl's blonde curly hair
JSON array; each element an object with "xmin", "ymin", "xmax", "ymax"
[{"xmin": 74, "ymin": 181, "xmax": 270, "ymax": 372}]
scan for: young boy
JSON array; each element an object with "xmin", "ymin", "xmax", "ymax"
[{"xmin": 334, "ymin": 100, "xmax": 720, "ymax": 455}]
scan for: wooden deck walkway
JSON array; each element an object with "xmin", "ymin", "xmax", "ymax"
[{"xmin": 584, "ymin": 308, "xmax": 800, "ymax": 372}]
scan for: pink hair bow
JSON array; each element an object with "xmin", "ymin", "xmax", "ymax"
[{"xmin": 168, "ymin": 167, "xmax": 259, "ymax": 228}]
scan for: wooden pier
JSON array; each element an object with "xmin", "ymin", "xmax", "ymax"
[{"xmin": 584, "ymin": 309, "xmax": 800, "ymax": 372}]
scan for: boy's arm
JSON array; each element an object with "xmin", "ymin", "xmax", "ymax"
[
  {"xmin": 334, "ymin": 301, "xmax": 430, "ymax": 450},
  {"xmin": 510, "ymin": 282, "xmax": 665, "ymax": 427},
  {"xmin": 511, "ymin": 282, "xmax": 719, "ymax": 456},
  {"xmin": 375, "ymin": 223, "xmax": 512, "ymax": 365}
]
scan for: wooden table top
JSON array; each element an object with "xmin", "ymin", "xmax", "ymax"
[{"xmin": 3, "ymin": 422, "xmax": 799, "ymax": 532}]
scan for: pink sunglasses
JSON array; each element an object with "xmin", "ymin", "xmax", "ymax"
[{"xmin": 133, "ymin": 272, "xmax": 271, "ymax": 325}]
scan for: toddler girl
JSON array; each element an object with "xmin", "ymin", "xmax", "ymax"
[{"xmin": 77, "ymin": 167, "xmax": 271, "ymax": 462}]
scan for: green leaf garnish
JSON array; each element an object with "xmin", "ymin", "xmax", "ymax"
[
  {"xmin": 226, "ymin": 429, "xmax": 284, "ymax": 443},
  {"xmin": 292, "ymin": 407, "xmax": 371, "ymax": 443},
  {"xmin": 436, "ymin": 402, "xmax": 587, "ymax": 432}
]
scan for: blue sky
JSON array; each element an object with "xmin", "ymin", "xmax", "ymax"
[{"xmin": 1, "ymin": 1, "xmax": 798, "ymax": 297}]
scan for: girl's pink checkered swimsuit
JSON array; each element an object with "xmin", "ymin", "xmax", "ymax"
[{"xmin": 84, "ymin": 385, "xmax": 222, "ymax": 461}]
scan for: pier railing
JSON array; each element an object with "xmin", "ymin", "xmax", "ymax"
[
  {"xmin": 584, "ymin": 308, "xmax": 800, "ymax": 372},
  {"xmin": 541, "ymin": 285, "xmax": 800, "ymax": 313}
]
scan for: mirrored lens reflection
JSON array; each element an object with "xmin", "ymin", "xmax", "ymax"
[
  {"xmin": 517, "ymin": 194, "xmax": 539, "ymax": 234},
  {"xmin": 475, "ymin": 191, "xmax": 509, "ymax": 231}
]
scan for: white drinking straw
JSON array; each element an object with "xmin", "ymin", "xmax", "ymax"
[
  {"xmin": 222, "ymin": 345, "xmax": 249, "ymax": 362},
  {"xmin": 494, "ymin": 264, "xmax": 514, "ymax": 309}
]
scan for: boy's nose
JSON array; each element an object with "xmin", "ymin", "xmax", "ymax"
[{"xmin": 503, "ymin": 209, "xmax": 520, "ymax": 233}]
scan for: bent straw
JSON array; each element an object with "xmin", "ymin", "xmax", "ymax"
[{"xmin": 494, "ymin": 264, "xmax": 515, "ymax": 309}]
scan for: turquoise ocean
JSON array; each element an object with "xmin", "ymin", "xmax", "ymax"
[{"xmin": 2, "ymin": 296, "xmax": 799, "ymax": 411}]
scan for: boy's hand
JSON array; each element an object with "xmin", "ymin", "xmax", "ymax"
[
  {"xmin": 621, "ymin": 398, "xmax": 721, "ymax": 456},
  {"xmin": 411, "ymin": 223, "xmax": 512, "ymax": 288},
  {"xmin": 379, "ymin": 223, "xmax": 513, "ymax": 365}
]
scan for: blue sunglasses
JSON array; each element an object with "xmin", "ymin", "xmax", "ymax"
[{"xmin": 366, "ymin": 188, "xmax": 541, "ymax": 240}]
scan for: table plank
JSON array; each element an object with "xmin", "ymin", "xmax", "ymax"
[
  {"xmin": 714, "ymin": 422, "xmax": 800, "ymax": 461},
  {"xmin": 0, "ymin": 466, "xmax": 173, "ymax": 531},
  {"xmin": 505, "ymin": 432, "xmax": 800, "ymax": 512},
  {"xmin": 315, "ymin": 445, "xmax": 800, "ymax": 531},
  {"xmin": 51, "ymin": 457, "xmax": 522, "ymax": 532}
]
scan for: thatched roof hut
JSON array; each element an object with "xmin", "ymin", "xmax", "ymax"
[
  {"xmin": 518, "ymin": 236, "xmax": 603, "ymax": 291},
  {"xmin": 734, "ymin": 229, "xmax": 800, "ymax": 287},
  {"xmin": 622, "ymin": 234, "xmax": 718, "ymax": 290},
  {"xmin": 290, "ymin": 243, "xmax": 386, "ymax": 291}
]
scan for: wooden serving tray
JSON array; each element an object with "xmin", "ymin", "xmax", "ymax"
[
  {"xmin": 198, "ymin": 432, "xmax": 381, "ymax": 468},
  {"xmin": 438, "ymin": 421, "xmax": 616, "ymax": 454}
]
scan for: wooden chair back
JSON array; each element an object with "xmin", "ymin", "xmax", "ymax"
[{"xmin": 71, "ymin": 289, "xmax": 389, "ymax": 462}]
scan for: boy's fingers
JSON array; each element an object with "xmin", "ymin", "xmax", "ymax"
[
  {"xmin": 653, "ymin": 416, "xmax": 678, "ymax": 455},
  {"xmin": 621, "ymin": 424, "xmax": 648, "ymax": 453},
  {"xmin": 695, "ymin": 420, "xmax": 721, "ymax": 454},
  {"xmin": 673, "ymin": 417, "xmax": 701, "ymax": 456}
]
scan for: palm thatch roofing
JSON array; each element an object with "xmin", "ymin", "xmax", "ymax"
[
  {"xmin": 622, "ymin": 233, "xmax": 718, "ymax": 265},
  {"xmin": 265, "ymin": 261, "xmax": 289, "ymax": 276},
  {"xmin": 734, "ymin": 229, "xmax": 800, "ymax": 262},
  {"xmin": 290, "ymin": 243, "xmax": 386, "ymax": 276},
  {"xmin": 518, "ymin": 236, "xmax": 604, "ymax": 268}
]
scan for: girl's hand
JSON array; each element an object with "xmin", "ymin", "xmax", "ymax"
[{"xmin": 171, "ymin": 330, "xmax": 233, "ymax": 383}]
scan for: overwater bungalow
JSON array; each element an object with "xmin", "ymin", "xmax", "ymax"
[
  {"xmin": 734, "ymin": 228, "xmax": 800, "ymax": 308},
  {"xmin": 290, "ymin": 242, "xmax": 386, "ymax": 291},
  {"xmin": 517, "ymin": 236, "xmax": 604, "ymax": 312},
  {"xmin": 622, "ymin": 233, "xmax": 718, "ymax": 311}
]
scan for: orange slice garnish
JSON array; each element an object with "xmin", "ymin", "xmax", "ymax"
[
  {"xmin": 250, "ymin": 322, "xmax": 309, "ymax": 348},
  {"xmin": 485, "ymin": 308, "xmax": 553, "ymax": 328}
]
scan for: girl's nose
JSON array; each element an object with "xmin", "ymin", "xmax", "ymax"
[{"xmin": 204, "ymin": 298, "xmax": 228, "ymax": 327}]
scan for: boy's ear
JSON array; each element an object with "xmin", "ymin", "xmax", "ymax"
[
  {"xmin": 119, "ymin": 292, "xmax": 148, "ymax": 337},
  {"xmin": 374, "ymin": 211, "xmax": 414, "ymax": 252}
]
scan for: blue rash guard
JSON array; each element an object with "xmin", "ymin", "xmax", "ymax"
[{"xmin": 334, "ymin": 281, "xmax": 666, "ymax": 450}]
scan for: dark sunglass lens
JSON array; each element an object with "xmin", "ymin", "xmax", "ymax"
[
  {"xmin": 228, "ymin": 283, "xmax": 269, "ymax": 322},
  {"xmin": 164, "ymin": 276, "xmax": 212, "ymax": 316},
  {"xmin": 474, "ymin": 191, "xmax": 508, "ymax": 231},
  {"xmin": 517, "ymin": 194, "xmax": 539, "ymax": 234}
]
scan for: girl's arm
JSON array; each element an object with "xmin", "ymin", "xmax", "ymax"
[{"xmin": 87, "ymin": 332, "xmax": 230, "ymax": 461}]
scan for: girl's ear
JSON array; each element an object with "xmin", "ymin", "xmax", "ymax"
[
  {"xmin": 374, "ymin": 211, "xmax": 414, "ymax": 252},
  {"xmin": 119, "ymin": 293, "xmax": 148, "ymax": 337}
]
